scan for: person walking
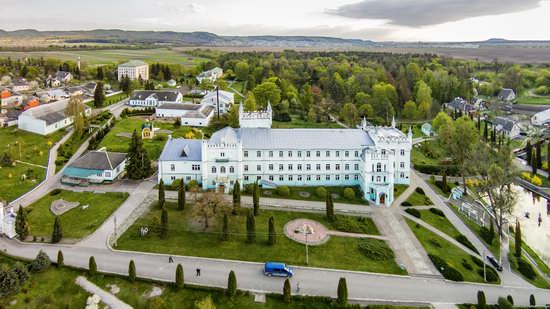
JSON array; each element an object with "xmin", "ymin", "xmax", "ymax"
[
  {"xmin": 168, "ymin": 256, "xmax": 173, "ymax": 263},
  {"xmin": 539, "ymin": 213, "xmax": 543, "ymax": 227},
  {"xmin": 196, "ymin": 268, "xmax": 201, "ymax": 276},
  {"xmin": 296, "ymin": 281, "xmax": 301, "ymax": 293}
]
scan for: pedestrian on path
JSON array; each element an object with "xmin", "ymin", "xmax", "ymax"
[
  {"xmin": 196, "ymin": 268, "xmax": 201, "ymax": 276},
  {"xmin": 296, "ymin": 281, "xmax": 301, "ymax": 293},
  {"xmin": 539, "ymin": 213, "xmax": 543, "ymax": 227},
  {"xmin": 168, "ymin": 256, "xmax": 173, "ymax": 263}
]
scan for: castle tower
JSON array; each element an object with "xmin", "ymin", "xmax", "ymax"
[
  {"xmin": 391, "ymin": 116, "xmax": 396, "ymax": 128},
  {"xmin": 239, "ymin": 101, "xmax": 272, "ymax": 128}
]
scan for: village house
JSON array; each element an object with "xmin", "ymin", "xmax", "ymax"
[
  {"xmin": 18, "ymin": 99, "xmax": 92, "ymax": 135},
  {"xmin": 492, "ymin": 116, "xmax": 522, "ymax": 139},
  {"xmin": 12, "ymin": 78, "xmax": 31, "ymax": 92},
  {"xmin": 156, "ymin": 102, "xmax": 215, "ymax": 127},
  {"xmin": 1, "ymin": 89, "xmax": 24, "ymax": 107},
  {"xmin": 532, "ymin": 108, "xmax": 550, "ymax": 126},
  {"xmin": 158, "ymin": 103, "xmax": 412, "ymax": 206},
  {"xmin": 62, "ymin": 149, "xmax": 128, "ymax": 185},
  {"xmin": 0, "ymin": 109, "xmax": 23, "ymax": 127},
  {"xmin": 118, "ymin": 60, "xmax": 149, "ymax": 81},
  {"xmin": 196, "ymin": 67, "xmax": 223, "ymax": 84},
  {"xmin": 446, "ymin": 97, "xmax": 476, "ymax": 114},
  {"xmin": 498, "ymin": 88, "xmax": 516, "ymax": 102},
  {"xmin": 128, "ymin": 90, "xmax": 183, "ymax": 107},
  {"xmin": 200, "ymin": 89, "xmax": 235, "ymax": 114},
  {"xmin": 46, "ymin": 71, "xmax": 73, "ymax": 87},
  {"xmin": 35, "ymin": 89, "xmax": 69, "ymax": 103}
]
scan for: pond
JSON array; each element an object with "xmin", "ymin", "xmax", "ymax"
[{"xmin": 511, "ymin": 184, "xmax": 550, "ymax": 265}]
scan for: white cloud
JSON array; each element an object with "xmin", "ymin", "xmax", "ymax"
[{"xmin": 188, "ymin": 3, "xmax": 207, "ymax": 13}]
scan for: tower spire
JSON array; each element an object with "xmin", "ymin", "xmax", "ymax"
[{"xmin": 391, "ymin": 116, "xmax": 396, "ymax": 128}]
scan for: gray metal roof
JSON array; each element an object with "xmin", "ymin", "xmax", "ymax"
[
  {"xmin": 498, "ymin": 88, "xmax": 514, "ymax": 99},
  {"xmin": 492, "ymin": 116, "xmax": 517, "ymax": 133},
  {"xmin": 158, "ymin": 103, "xmax": 201, "ymax": 111},
  {"xmin": 119, "ymin": 60, "xmax": 148, "ymax": 67},
  {"xmin": 159, "ymin": 138, "xmax": 202, "ymax": 161},
  {"xmin": 208, "ymin": 127, "xmax": 375, "ymax": 150},
  {"xmin": 130, "ymin": 90, "xmax": 181, "ymax": 102},
  {"xmin": 68, "ymin": 150, "xmax": 127, "ymax": 170},
  {"xmin": 447, "ymin": 97, "xmax": 475, "ymax": 112},
  {"xmin": 21, "ymin": 99, "xmax": 91, "ymax": 125}
]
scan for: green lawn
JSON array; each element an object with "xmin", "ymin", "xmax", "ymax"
[
  {"xmin": 0, "ymin": 127, "xmax": 65, "ymax": 202},
  {"xmin": 522, "ymin": 242, "xmax": 550, "ymax": 277},
  {"xmin": 411, "ymin": 140, "xmax": 444, "ymax": 166},
  {"xmin": 394, "ymin": 184, "xmax": 409, "ymax": 200},
  {"xmin": 405, "ymin": 218, "xmax": 498, "ymax": 284},
  {"xmin": 117, "ymin": 202, "xmax": 404, "ymax": 274},
  {"xmin": 508, "ymin": 242, "xmax": 550, "ymax": 289},
  {"xmin": 229, "ymin": 81, "xmax": 245, "ymax": 94},
  {"xmin": 0, "ymin": 48, "xmax": 210, "ymax": 66},
  {"xmin": 417, "ymin": 209, "xmax": 462, "ymax": 239},
  {"xmin": 516, "ymin": 96, "xmax": 550, "ymax": 105},
  {"xmin": 97, "ymin": 117, "xmax": 199, "ymax": 159},
  {"xmin": 272, "ymin": 115, "xmax": 343, "ymax": 129},
  {"xmin": 401, "ymin": 124, "xmax": 425, "ymax": 139},
  {"xmin": 25, "ymin": 190, "xmax": 128, "ymax": 241},
  {"xmin": 244, "ymin": 185, "xmax": 367, "ymax": 205},
  {"xmin": 87, "ymin": 92, "xmax": 128, "ymax": 108},
  {"xmin": 447, "ymin": 203, "xmax": 500, "ymax": 259},
  {"xmin": 402, "ymin": 190, "xmax": 433, "ymax": 206}
]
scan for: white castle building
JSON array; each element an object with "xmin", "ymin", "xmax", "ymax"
[{"xmin": 158, "ymin": 103, "xmax": 412, "ymax": 206}]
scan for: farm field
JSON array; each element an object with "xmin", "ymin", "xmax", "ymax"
[{"xmin": 0, "ymin": 48, "xmax": 210, "ymax": 66}]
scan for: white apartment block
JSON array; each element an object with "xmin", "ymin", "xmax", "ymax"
[
  {"xmin": 158, "ymin": 103, "xmax": 412, "ymax": 206},
  {"xmin": 118, "ymin": 60, "xmax": 149, "ymax": 81}
]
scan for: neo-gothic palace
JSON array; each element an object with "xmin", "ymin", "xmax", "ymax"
[{"xmin": 158, "ymin": 103, "xmax": 412, "ymax": 206}]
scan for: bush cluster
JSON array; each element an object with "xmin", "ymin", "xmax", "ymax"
[
  {"xmin": 405, "ymin": 208, "xmax": 421, "ymax": 218},
  {"xmin": 357, "ymin": 239, "xmax": 395, "ymax": 261},
  {"xmin": 171, "ymin": 179, "xmax": 182, "ymax": 190},
  {"xmin": 277, "ymin": 186, "xmax": 290, "ymax": 196},
  {"xmin": 415, "ymin": 187, "xmax": 425, "ymax": 194},
  {"xmin": 401, "ymin": 201, "xmax": 412, "ymax": 206},
  {"xmin": 455, "ymin": 235, "xmax": 479, "ymax": 254},
  {"xmin": 415, "ymin": 164, "xmax": 459, "ymax": 176},
  {"xmin": 343, "ymin": 188, "xmax": 356, "ymax": 200},
  {"xmin": 315, "ymin": 187, "xmax": 327, "ymax": 198},
  {"xmin": 332, "ymin": 216, "xmax": 377, "ymax": 234},
  {"xmin": 479, "ymin": 226, "xmax": 494, "ymax": 245},
  {"xmin": 477, "ymin": 267, "xmax": 499, "ymax": 282},
  {"xmin": 428, "ymin": 254, "xmax": 464, "ymax": 281},
  {"xmin": 471, "ymin": 256, "xmax": 484, "ymax": 267},
  {"xmin": 49, "ymin": 189, "xmax": 62, "ymax": 196},
  {"xmin": 429, "ymin": 208, "xmax": 445, "ymax": 217},
  {"xmin": 88, "ymin": 122, "xmax": 114, "ymax": 150},
  {"xmin": 517, "ymin": 258, "xmax": 537, "ymax": 280},
  {"xmin": 461, "ymin": 259, "xmax": 473, "ymax": 270},
  {"xmin": 120, "ymin": 107, "xmax": 155, "ymax": 118},
  {"xmin": 434, "ymin": 180, "xmax": 452, "ymax": 193}
]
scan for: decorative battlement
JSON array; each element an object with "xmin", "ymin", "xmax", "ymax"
[{"xmin": 239, "ymin": 101, "xmax": 272, "ymax": 128}]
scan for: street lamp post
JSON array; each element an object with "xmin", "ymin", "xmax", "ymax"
[{"xmin": 304, "ymin": 228, "xmax": 309, "ymax": 265}]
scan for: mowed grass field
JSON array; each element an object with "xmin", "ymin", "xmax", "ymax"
[{"xmin": 0, "ymin": 48, "xmax": 210, "ymax": 66}]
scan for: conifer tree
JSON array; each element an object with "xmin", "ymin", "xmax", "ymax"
[
  {"xmin": 526, "ymin": 140, "xmax": 532, "ymax": 165},
  {"xmin": 232, "ymin": 180, "xmax": 241, "ymax": 215},
  {"xmin": 536, "ymin": 142, "xmax": 542, "ymax": 169},
  {"xmin": 488, "ymin": 219, "xmax": 495, "ymax": 245},
  {"xmin": 227, "ymin": 270, "xmax": 237, "ymax": 297},
  {"xmin": 246, "ymin": 211, "xmax": 256, "ymax": 243},
  {"xmin": 128, "ymin": 260, "xmax": 136, "ymax": 282},
  {"xmin": 326, "ymin": 194, "xmax": 335, "ymax": 222},
  {"xmin": 530, "ymin": 294, "xmax": 536, "ymax": 306},
  {"xmin": 532, "ymin": 152, "xmax": 538, "ymax": 175},
  {"xmin": 477, "ymin": 291, "xmax": 486, "ymax": 309},
  {"xmin": 15, "ymin": 206, "xmax": 29, "ymax": 241},
  {"xmin": 483, "ymin": 121, "xmax": 488, "ymax": 141},
  {"xmin": 158, "ymin": 179, "xmax": 165, "ymax": 209},
  {"xmin": 0, "ymin": 267, "xmax": 21, "ymax": 297},
  {"xmin": 253, "ymin": 181, "xmax": 260, "ymax": 216},
  {"xmin": 12, "ymin": 262, "xmax": 30, "ymax": 283},
  {"xmin": 337, "ymin": 277, "xmax": 348, "ymax": 306},
  {"xmin": 89, "ymin": 256, "xmax": 97, "ymax": 274},
  {"xmin": 160, "ymin": 207, "xmax": 169, "ymax": 239},
  {"xmin": 51, "ymin": 216, "xmax": 63, "ymax": 244},
  {"xmin": 221, "ymin": 212, "xmax": 229, "ymax": 241},
  {"xmin": 176, "ymin": 264, "xmax": 184, "ymax": 288},
  {"xmin": 57, "ymin": 250, "xmax": 64, "ymax": 267},
  {"xmin": 268, "ymin": 216, "xmax": 276, "ymax": 245},
  {"xmin": 283, "ymin": 278, "xmax": 291, "ymax": 303},
  {"xmin": 93, "ymin": 81, "xmax": 105, "ymax": 107},
  {"xmin": 178, "ymin": 178, "xmax": 185, "ymax": 210},
  {"xmin": 126, "ymin": 129, "xmax": 151, "ymax": 180},
  {"xmin": 515, "ymin": 219, "xmax": 522, "ymax": 258}
]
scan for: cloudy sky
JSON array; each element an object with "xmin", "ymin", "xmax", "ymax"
[{"xmin": 1, "ymin": 0, "xmax": 549, "ymax": 41}]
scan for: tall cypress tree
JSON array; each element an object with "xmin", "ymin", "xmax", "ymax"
[
  {"xmin": 515, "ymin": 220, "xmax": 522, "ymax": 258},
  {"xmin": 526, "ymin": 141, "xmax": 532, "ymax": 166},
  {"xmin": 232, "ymin": 180, "xmax": 241, "ymax": 215},
  {"xmin": 51, "ymin": 216, "xmax": 63, "ymax": 244},
  {"xmin": 337, "ymin": 277, "xmax": 348, "ymax": 306},
  {"xmin": 326, "ymin": 194, "xmax": 335, "ymax": 222},
  {"xmin": 477, "ymin": 291, "xmax": 486, "ymax": 309},
  {"xmin": 246, "ymin": 211, "xmax": 256, "ymax": 243},
  {"xmin": 89, "ymin": 256, "xmax": 97, "ymax": 274},
  {"xmin": 268, "ymin": 216, "xmax": 276, "ymax": 245},
  {"xmin": 128, "ymin": 260, "xmax": 136, "ymax": 282},
  {"xmin": 126, "ymin": 129, "xmax": 151, "ymax": 180},
  {"xmin": 536, "ymin": 142, "xmax": 542, "ymax": 168},
  {"xmin": 57, "ymin": 250, "xmax": 64, "ymax": 267},
  {"xmin": 160, "ymin": 207, "xmax": 169, "ymax": 239},
  {"xmin": 483, "ymin": 121, "xmax": 488, "ymax": 141},
  {"xmin": 227, "ymin": 270, "xmax": 237, "ymax": 298},
  {"xmin": 221, "ymin": 212, "xmax": 229, "ymax": 241},
  {"xmin": 532, "ymin": 152, "xmax": 538, "ymax": 175},
  {"xmin": 283, "ymin": 278, "xmax": 291, "ymax": 303},
  {"xmin": 93, "ymin": 81, "xmax": 105, "ymax": 107},
  {"xmin": 178, "ymin": 178, "xmax": 185, "ymax": 210},
  {"xmin": 175, "ymin": 264, "xmax": 184, "ymax": 288},
  {"xmin": 158, "ymin": 179, "xmax": 165, "ymax": 209},
  {"xmin": 253, "ymin": 181, "xmax": 260, "ymax": 216},
  {"xmin": 15, "ymin": 206, "xmax": 29, "ymax": 241}
]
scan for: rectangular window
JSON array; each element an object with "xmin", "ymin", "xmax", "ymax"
[
  {"xmin": 297, "ymin": 164, "xmax": 302, "ymax": 171},
  {"xmin": 316, "ymin": 151, "xmax": 321, "ymax": 157},
  {"xmin": 288, "ymin": 175, "xmax": 293, "ymax": 181},
  {"xmin": 269, "ymin": 175, "xmax": 274, "ymax": 181},
  {"xmin": 244, "ymin": 165, "xmax": 249, "ymax": 171},
  {"xmin": 400, "ymin": 149, "xmax": 405, "ymax": 156},
  {"xmin": 288, "ymin": 151, "xmax": 292, "ymax": 157},
  {"xmin": 307, "ymin": 175, "xmax": 311, "ymax": 181},
  {"xmin": 306, "ymin": 164, "xmax": 311, "ymax": 171},
  {"xmin": 345, "ymin": 151, "xmax": 349, "ymax": 157},
  {"xmin": 345, "ymin": 175, "xmax": 350, "ymax": 180},
  {"xmin": 244, "ymin": 151, "xmax": 248, "ymax": 157},
  {"xmin": 220, "ymin": 152, "xmax": 225, "ymax": 157},
  {"xmin": 186, "ymin": 176, "xmax": 191, "ymax": 181},
  {"xmin": 257, "ymin": 165, "xmax": 261, "ymax": 171},
  {"xmin": 326, "ymin": 175, "xmax": 330, "ymax": 181},
  {"xmin": 279, "ymin": 151, "xmax": 283, "ymax": 157},
  {"xmin": 354, "ymin": 164, "xmax": 359, "ymax": 170},
  {"xmin": 336, "ymin": 175, "xmax": 340, "ymax": 180},
  {"xmin": 257, "ymin": 151, "xmax": 261, "ymax": 157},
  {"xmin": 336, "ymin": 164, "xmax": 340, "ymax": 171},
  {"xmin": 382, "ymin": 149, "xmax": 386, "ymax": 155},
  {"xmin": 171, "ymin": 176, "xmax": 176, "ymax": 180},
  {"xmin": 279, "ymin": 175, "xmax": 284, "ymax": 181},
  {"xmin": 326, "ymin": 164, "xmax": 330, "ymax": 171},
  {"xmin": 316, "ymin": 175, "xmax": 321, "ymax": 181},
  {"xmin": 288, "ymin": 164, "xmax": 293, "ymax": 171},
  {"xmin": 326, "ymin": 151, "xmax": 330, "ymax": 157},
  {"xmin": 316, "ymin": 164, "xmax": 321, "ymax": 171},
  {"xmin": 345, "ymin": 164, "xmax": 349, "ymax": 170},
  {"xmin": 298, "ymin": 151, "xmax": 302, "ymax": 157},
  {"xmin": 244, "ymin": 176, "xmax": 249, "ymax": 181},
  {"xmin": 355, "ymin": 151, "xmax": 359, "ymax": 157},
  {"xmin": 170, "ymin": 164, "xmax": 175, "ymax": 171},
  {"xmin": 400, "ymin": 162, "xmax": 405, "ymax": 168},
  {"xmin": 354, "ymin": 175, "xmax": 359, "ymax": 180},
  {"xmin": 298, "ymin": 175, "xmax": 303, "ymax": 181},
  {"xmin": 336, "ymin": 151, "xmax": 340, "ymax": 157},
  {"xmin": 269, "ymin": 164, "xmax": 274, "ymax": 171},
  {"xmin": 192, "ymin": 164, "xmax": 201, "ymax": 171},
  {"xmin": 400, "ymin": 172, "xmax": 405, "ymax": 178},
  {"xmin": 279, "ymin": 164, "xmax": 284, "ymax": 171},
  {"xmin": 306, "ymin": 151, "xmax": 311, "ymax": 157},
  {"xmin": 257, "ymin": 176, "xmax": 261, "ymax": 180}
]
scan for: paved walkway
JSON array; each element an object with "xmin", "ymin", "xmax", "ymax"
[
  {"xmin": 47, "ymin": 129, "xmax": 74, "ymax": 179},
  {"xmin": 75, "ymin": 276, "xmax": 132, "ymax": 309}
]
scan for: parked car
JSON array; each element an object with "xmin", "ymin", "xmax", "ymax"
[
  {"xmin": 486, "ymin": 255, "xmax": 503, "ymax": 271},
  {"xmin": 264, "ymin": 262, "xmax": 294, "ymax": 277}
]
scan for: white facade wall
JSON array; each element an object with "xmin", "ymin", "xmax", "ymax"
[
  {"xmin": 158, "ymin": 160, "xmax": 203, "ymax": 184},
  {"xmin": 118, "ymin": 65, "xmax": 149, "ymax": 81},
  {"xmin": 181, "ymin": 112, "xmax": 214, "ymax": 127}
]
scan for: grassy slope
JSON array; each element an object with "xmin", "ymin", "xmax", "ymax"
[
  {"xmin": 26, "ymin": 190, "xmax": 128, "ymax": 239},
  {"xmin": 403, "ymin": 191, "xmax": 433, "ymax": 206},
  {"xmin": 0, "ymin": 127, "xmax": 65, "ymax": 202},
  {"xmin": 508, "ymin": 241, "xmax": 550, "ymax": 289},
  {"xmin": 405, "ymin": 218, "xmax": 496, "ymax": 284},
  {"xmin": 417, "ymin": 209, "xmax": 462, "ymax": 239},
  {"xmin": 116, "ymin": 202, "xmax": 404, "ymax": 274},
  {"xmin": 97, "ymin": 117, "xmax": 198, "ymax": 159}
]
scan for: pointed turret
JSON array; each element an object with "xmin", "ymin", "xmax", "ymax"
[
  {"xmin": 408, "ymin": 126, "xmax": 413, "ymax": 139},
  {"xmin": 266, "ymin": 100, "xmax": 272, "ymax": 112},
  {"xmin": 361, "ymin": 117, "xmax": 367, "ymax": 130},
  {"xmin": 391, "ymin": 116, "xmax": 396, "ymax": 128}
]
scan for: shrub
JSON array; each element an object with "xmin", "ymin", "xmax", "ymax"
[
  {"xmin": 128, "ymin": 260, "xmax": 136, "ymax": 282},
  {"xmin": 175, "ymin": 264, "xmax": 184, "ymax": 288},
  {"xmin": 506, "ymin": 295, "xmax": 514, "ymax": 305},
  {"xmin": 435, "ymin": 180, "xmax": 452, "ymax": 193},
  {"xmin": 455, "ymin": 235, "xmax": 479, "ymax": 254},
  {"xmin": 477, "ymin": 267, "xmax": 499, "ymax": 282},
  {"xmin": 283, "ymin": 278, "xmax": 291, "ymax": 303},
  {"xmin": 333, "ymin": 216, "xmax": 377, "ymax": 234},
  {"xmin": 401, "ymin": 201, "xmax": 412, "ymax": 206},
  {"xmin": 428, "ymin": 238, "xmax": 442, "ymax": 248},
  {"xmin": 29, "ymin": 250, "xmax": 51, "ymax": 273},
  {"xmin": 357, "ymin": 239, "xmax": 395, "ymax": 261},
  {"xmin": 337, "ymin": 277, "xmax": 348, "ymax": 306},
  {"xmin": 471, "ymin": 256, "xmax": 484, "ymax": 267},
  {"xmin": 343, "ymin": 188, "xmax": 355, "ymax": 200},
  {"xmin": 186, "ymin": 179, "xmax": 199, "ymax": 191},
  {"xmin": 428, "ymin": 254, "xmax": 464, "ymax": 281},
  {"xmin": 479, "ymin": 227, "xmax": 494, "ymax": 245},
  {"xmin": 277, "ymin": 186, "xmax": 290, "ymax": 196},
  {"xmin": 405, "ymin": 208, "xmax": 421, "ymax": 218},
  {"xmin": 477, "ymin": 291, "xmax": 486, "ymax": 309},
  {"xmin": 462, "ymin": 259, "xmax": 473, "ymax": 271},
  {"xmin": 315, "ymin": 187, "xmax": 327, "ymax": 198},
  {"xmin": 415, "ymin": 187, "xmax": 425, "ymax": 194},
  {"xmin": 530, "ymin": 294, "xmax": 536, "ymax": 306},
  {"xmin": 89, "ymin": 256, "xmax": 97, "ymax": 275},
  {"xmin": 429, "ymin": 208, "xmax": 445, "ymax": 217},
  {"xmin": 170, "ymin": 178, "xmax": 182, "ymax": 190},
  {"xmin": 245, "ymin": 184, "xmax": 255, "ymax": 194},
  {"xmin": 49, "ymin": 189, "xmax": 62, "ymax": 196},
  {"xmin": 227, "ymin": 270, "xmax": 237, "ymax": 297},
  {"xmin": 56, "ymin": 250, "xmax": 64, "ymax": 267},
  {"xmin": 497, "ymin": 297, "xmax": 513, "ymax": 309},
  {"xmin": 517, "ymin": 258, "xmax": 537, "ymax": 280}
]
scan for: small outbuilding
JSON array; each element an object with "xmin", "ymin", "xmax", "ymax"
[
  {"xmin": 421, "ymin": 123, "xmax": 433, "ymax": 136},
  {"xmin": 62, "ymin": 149, "xmax": 128, "ymax": 185}
]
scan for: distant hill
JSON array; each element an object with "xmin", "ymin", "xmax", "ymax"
[{"xmin": 0, "ymin": 29, "xmax": 375, "ymax": 47}]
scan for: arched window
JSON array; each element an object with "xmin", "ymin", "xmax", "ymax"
[
  {"xmin": 212, "ymin": 166, "xmax": 217, "ymax": 173},
  {"xmin": 229, "ymin": 166, "xmax": 235, "ymax": 173},
  {"xmin": 221, "ymin": 166, "xmax": 226, "ymax": 173},
  {"xmin": 376, "ymin": 176, "xmax": 381, "ymax": 182},
  {"xmin": 376, "ymin": 163, "xmax": 382, "ymax": 172}
]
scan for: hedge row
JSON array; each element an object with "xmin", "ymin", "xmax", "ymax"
[
  {"xmin": 415, "ymin": 164, "xmax": 459, "ymax": 176},
  {"xmin": 405, "ymin": 208, "xmax": 421, "ymax": 218},
  {"xmin": 428, "ymin": 254, "xmax": 464, "ymax": 281}
]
